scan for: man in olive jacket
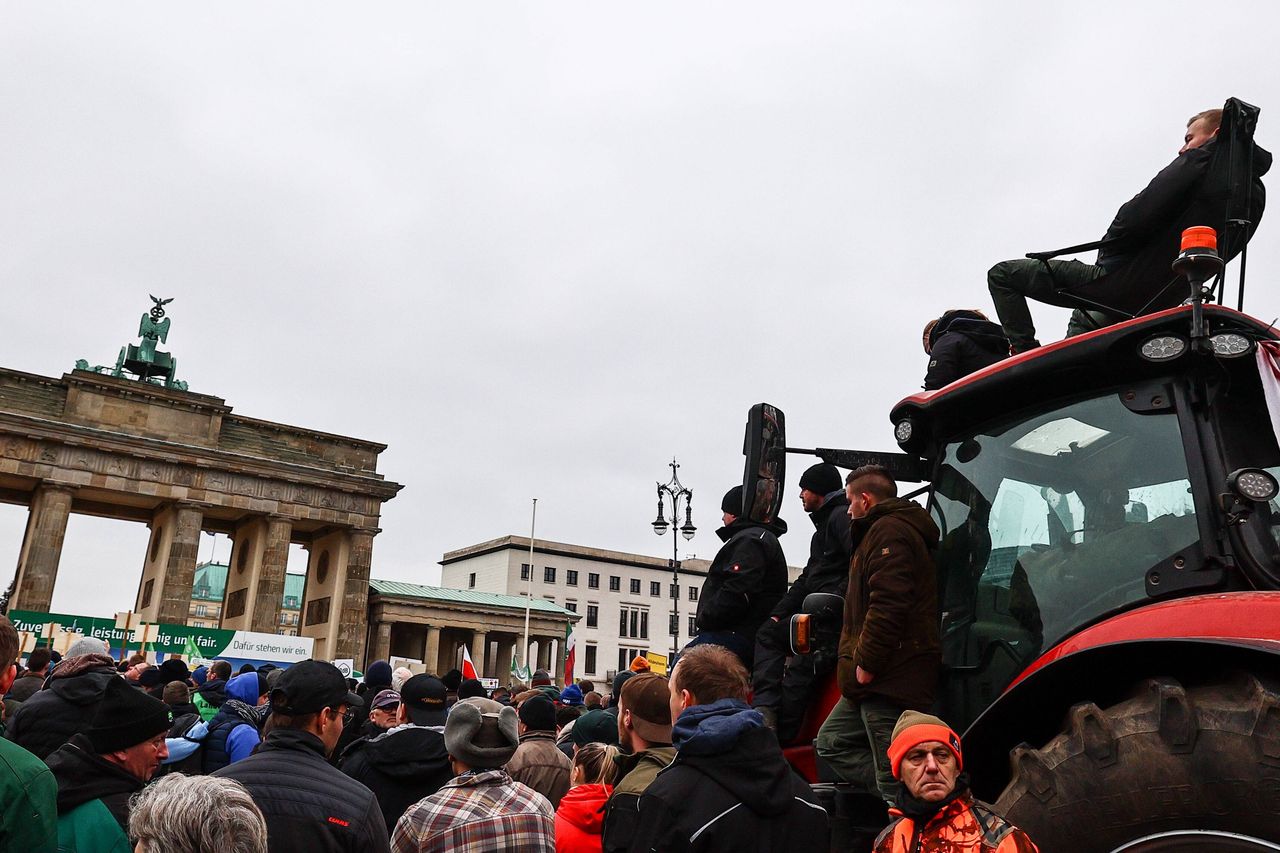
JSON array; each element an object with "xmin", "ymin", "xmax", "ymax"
[{"xmin": 816, "ymin": 465, "xmax": 940, "ymax": 802}]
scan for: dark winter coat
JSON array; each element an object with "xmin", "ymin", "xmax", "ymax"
[
  {"xmin": 771, "ymin": 492, "xmax": 853, "ymax": 618},
  {"xmin": 837, "ymin": 498, "xmax": 941, "ymax": 710},
  {"xmin": 601, "ymin": 746, "xmax": 675, "ymax": 853},
  {"xmin": 5, "ymin": 655, "xmax": 118, "ymax": 760},
  {"xmin": 339, "ymin": 724, "xmax": 453, "ymax": 833},
  {"xmin": 628, "ymin": 700, "xmax": 828, "ymax": 852},
  {"xmin": 923, "ymin": 317, "xmax": 1009, "ymax": 390},
  {"xmin": 202, "ymin": 673, "xmax": 265, "ymax": 773},
  {"xmin": 4, "ymin": 670, "xmax": 46, "ymax": 704},
  {"xmin": 213, "ymin": 728, "xmax": 390, "ymax": 853},
  {"xmin": 194, "ymin": 677, "xmax": 228, "ymax": 709},
  {"xmin": 45, "ymin": 734, "xmax": 143, "ymax": 834},
  {"xmin": 695, "ymin": 518, "xmax": 789, "ymax": 640},
  {"xmin": 507, "ymin": 730, "xmax": 573, "ymax": 809}
]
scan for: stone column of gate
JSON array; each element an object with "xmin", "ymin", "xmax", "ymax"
[
  {"xmin": 471, "ymin": 630, "xmax": 488, "ymax": 679},
  {"xmin": 156, "ymin": 503, "xmax": 204, "ymax": 625},
  {"xmin": 9, "ymin": 483, "xmax": 75, "ymax": 613},
  {"xmin": 422, "ymin": 625, "xmax": 441, "ymax": 674},
  {"xmin": 250, "ymin": 516, "xmax": 292, "ymax": 635},
  {"xmin": 372, "ymin": 621, "xmax": 392, "ymax": 663},
  {"xmin": 336, "ymin": 528, "xmax": 376, "ymax": 665}
]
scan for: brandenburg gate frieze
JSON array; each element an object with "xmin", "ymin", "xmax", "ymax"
[{"xmin": 0, "ymin": 324, "xmax": 402, "ymax": 663}]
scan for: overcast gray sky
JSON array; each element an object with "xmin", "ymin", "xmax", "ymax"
[{"xmin": 3, "ymin": 2, "xmax": 1278, "ymax": 618}]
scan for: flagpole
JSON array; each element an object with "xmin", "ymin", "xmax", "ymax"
[{"xmin": 523, "ymin": 498, "xmax": 536, "ymax": 678}]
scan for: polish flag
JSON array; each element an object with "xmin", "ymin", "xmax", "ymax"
[
  {"xmin": 563, "ymin": 623, "xmax": 577, "ymax": 686},
  {"xmin": 461, "ymin": 645, "xmax": 479, "ymax": 681}
]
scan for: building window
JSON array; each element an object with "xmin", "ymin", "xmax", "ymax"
[
  {"xmin": 194, "ymin": 604, "xmax": 207, "ymax": 617},
  {"xmin": 585, "ymin": 644, "xmax": 597, "ymax": 675},
  {"xmin": 619, "ymin": 647, "xmax": 647, "ymax": 673},
  {"xmin": 688, "ymin": 586, "xmax": 698, "ymax": 601},
  {"xmin": 650, "ymin": 581, "xmax": 660, "ymax": 597},
  {"xmin": 521, "ymin": 563, "xmax": 531, "ymax": 580},
  {"xmin": 284, "ymin": 596, "xmax": 299, "ymax": 608},
  {"xmin": 469, "ymin": 572, "xmax": 476, "ymax": 589},
  {"xmin": 586, "ymin": 605, "xmax": 599, "ymax": 628},
  {"xmin": 544, "ymin": 566, "xmax": 557, "ymax": 584},
  {"xmin": 669, "ymin": 613, "xmax": 679, "ymax": 635},
  {"xmin": 629, "ymin": 578, "xmax": 640, "ymax": 594},
  {"xmin": 567, "ymin": 569, "xmax": 578, "ymax": 586},
  {"xmin": 620, "ymin": 605, "xmax": 648, "ymax": 639},
  {"xmin": 609, "ymin": 576, "xmax": 621, "ymax": 592},
  {"xmin": 565, "ymin": 601, "xmax": 577, "ymax": 612},
  {"xmin": 689, "ymin": 615, "xmax": 697, "ymax": 635},
  {"xmin": 670, "ymin": 583, "xmax": 679, "ymax": 599},
  {"xmin": 588, "ymin": 573, "xmax": 600, "ymax": 589}
]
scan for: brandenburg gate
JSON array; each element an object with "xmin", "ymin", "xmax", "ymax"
[{"xmin": 0, "ymin": 298, "xmax": 401, "ymax": 663}]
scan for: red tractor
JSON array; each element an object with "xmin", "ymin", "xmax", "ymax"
[{"xmin": 747, "ymin": 295, "xmax": 1280, "ymax": 851}]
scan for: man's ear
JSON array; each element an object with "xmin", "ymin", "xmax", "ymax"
[{"xmin": 0, "ymin": 663, "xmax": 15, "ymax": 695}]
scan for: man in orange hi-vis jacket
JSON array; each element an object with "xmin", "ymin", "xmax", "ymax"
[{"xmin": 873, "ymin": 712, "xmax": 1039, "ymax": 853}]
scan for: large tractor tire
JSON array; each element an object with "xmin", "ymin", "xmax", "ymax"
[{"xmin": 995, "ymin": 672, "xmax": 1280, "ymax": 853}]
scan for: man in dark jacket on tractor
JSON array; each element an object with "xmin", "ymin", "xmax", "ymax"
[
  {"xmin": 628, "ymin": 644, "xmax": 829, "ymax": 852},
  {"xmin": 214, "ymin": 659, "xmax": 389, "ymax": 853},
  {"xmin": 688, "ymin": 485, "xmax": 788, "ymax": 668},
  {"xmin": 752, "ymin": 463, "xmax": 853, "ymax": 741},
  {"xmin": 816, "ymin": 465, "xmax": 940, "ymax": 802},
  {"xmin": 988, "ymin": 107, "xmax": 1270, "ymax": 352},
  {"xmin": 921, "ymin": 309, "xmax": 1009, "ymax": 390}
]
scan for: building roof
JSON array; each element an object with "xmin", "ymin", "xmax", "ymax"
[
  {"xmin": 440, "ymin": 535, "xmax": 713, "ymax": 575},
  {"xmin": 368, "ymin": 578, "xmax": 578, "ymax": 617}
]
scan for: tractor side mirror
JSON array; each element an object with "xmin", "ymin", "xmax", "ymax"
[{"xmin": 790, "ymin": 614, "xmax": 811, "ymax": 655}]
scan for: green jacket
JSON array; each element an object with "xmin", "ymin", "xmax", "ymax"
[
  {"xmin": 0, "ymin": 737, "xmax": 58, "ymax": 853},
  {"xmin": 601, "ymin": 746, "xmax": 676, "ymax": 853},
  {"xmin": 193, "ymin": 690, "xmax": 217, "ymax": 722},
  {"xmin": 56, "ymin": 799, "xmax": 130, "ymax": 853}
]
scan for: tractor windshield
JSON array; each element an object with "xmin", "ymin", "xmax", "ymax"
[{"xmin": 931, "ymin": 389, "xmax": 1200, "ymax": 725}]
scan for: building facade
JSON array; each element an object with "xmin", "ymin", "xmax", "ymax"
[
  {"xmin": 440, "ymin": 536, "xmax": 800, "ymax": 684},
  {"xmin": 189, "ymin": 561, "xmax": 305, "ymax": 635}
]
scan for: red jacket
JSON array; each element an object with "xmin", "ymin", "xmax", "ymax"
[{"xmin": 555, "ymin": 783, "xmax": 612, "ymax": 853}]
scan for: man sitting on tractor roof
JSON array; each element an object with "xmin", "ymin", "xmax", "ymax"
[{"xmin": 987, "ymin": 107, "xmax": 1270, "ymax": 352}]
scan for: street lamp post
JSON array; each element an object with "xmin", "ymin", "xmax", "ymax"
[{"xmin": 652, "ymin": 458, "xmax": 696, "ymax": 663}]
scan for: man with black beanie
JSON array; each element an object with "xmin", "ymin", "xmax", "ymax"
[
  {"xmin": 45, "ymin": 677, "xmax": 173, "ymax": 852},
  {"xmin": 753, "ymin": 462, "xmax": 854, "ymax": 741},
  {"xmin": 686, "ymin": 484, "xmax": 788, "ymax": 668},
  {"xmin": 505, "ymin": 694, "xmax": 571, "ymax": 808}
]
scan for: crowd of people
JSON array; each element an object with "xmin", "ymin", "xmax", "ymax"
[{"xmin": 0, "ymin": 459, "xmax": 1041, "ymax": 853}]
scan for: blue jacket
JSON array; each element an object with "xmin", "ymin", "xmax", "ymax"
[{"xmin": 202, "ymin": 674, "xmax": 262, "ymax": 773}]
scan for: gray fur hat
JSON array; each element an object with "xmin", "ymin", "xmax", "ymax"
[{"xmin": 444, "ymin": 696, "xmax": 519, "ymax": 769}]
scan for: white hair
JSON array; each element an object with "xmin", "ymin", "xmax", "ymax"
[
  {"xmin": 129, "ymin": 774, "xmax": 267, "ymax": 853},
  {"xmin": 392, "ymin": 666, "xmax": 414, "ymax": 692}
]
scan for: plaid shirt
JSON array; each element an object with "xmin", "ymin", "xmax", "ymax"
[{"xmin": 391, "ymin": 769, "xmax": 554, "ymax": 853}]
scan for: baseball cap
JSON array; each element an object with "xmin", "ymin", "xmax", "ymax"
[
  {"xmin": 400, "ymin": 675, "xmax": 448, "ymax": 727},
  {"xmin": 619, "ymin": 672, "xmax": 672, "ymax": 744},
  {"xmin": 270, "ymin": 660, "xmax": 362, "ymax": 715},
  {"xmin": 371, "ymin": 689, "xmax": 401, "ymax": 711}
]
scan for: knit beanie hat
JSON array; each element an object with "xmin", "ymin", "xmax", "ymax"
[
  {"xmin": 629, "ymin": 656, "xmax": 651, "ymax": 673},
  {"xmin": 559, "ymin": 684, "xmax": 584, "ymax": 706},
  {"xmin": 191, "ymin": 665, "xmax": 208, "ymax": 686},
  {"xmin": 518, "ymin": 695, "xmax": 557, "ymax": 732},
  {"xmin": 445, "ymin": 697, "xmax": 519, "ymax": 769},
  {"xmin": 721, "ymin": 486, "xmax": 743, "ymax": 515},
  {"xmin": 887, "ymin": 711, "xmax": 963, "ymax": 779},
  {"xmin": 458, "ymin": 679, "xmax": 488, "ymax": 700},
  {"xmin": 66, "ymin": 638, "xmax": 109, "ymax": 658},
  {"xmin": 89, "ymin": 678, "xmax": 173, "ymax": 754},
  {"xmin": 365, "ymin": 659, "xmax": 393, "ymax": 689},
  {"xmin": 799, "ymin": 463, "xmax": 842, "ymax": 496},
  {"xmin": 157, "ymin": 658, "xmax": 190, "ymax": 685}
]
